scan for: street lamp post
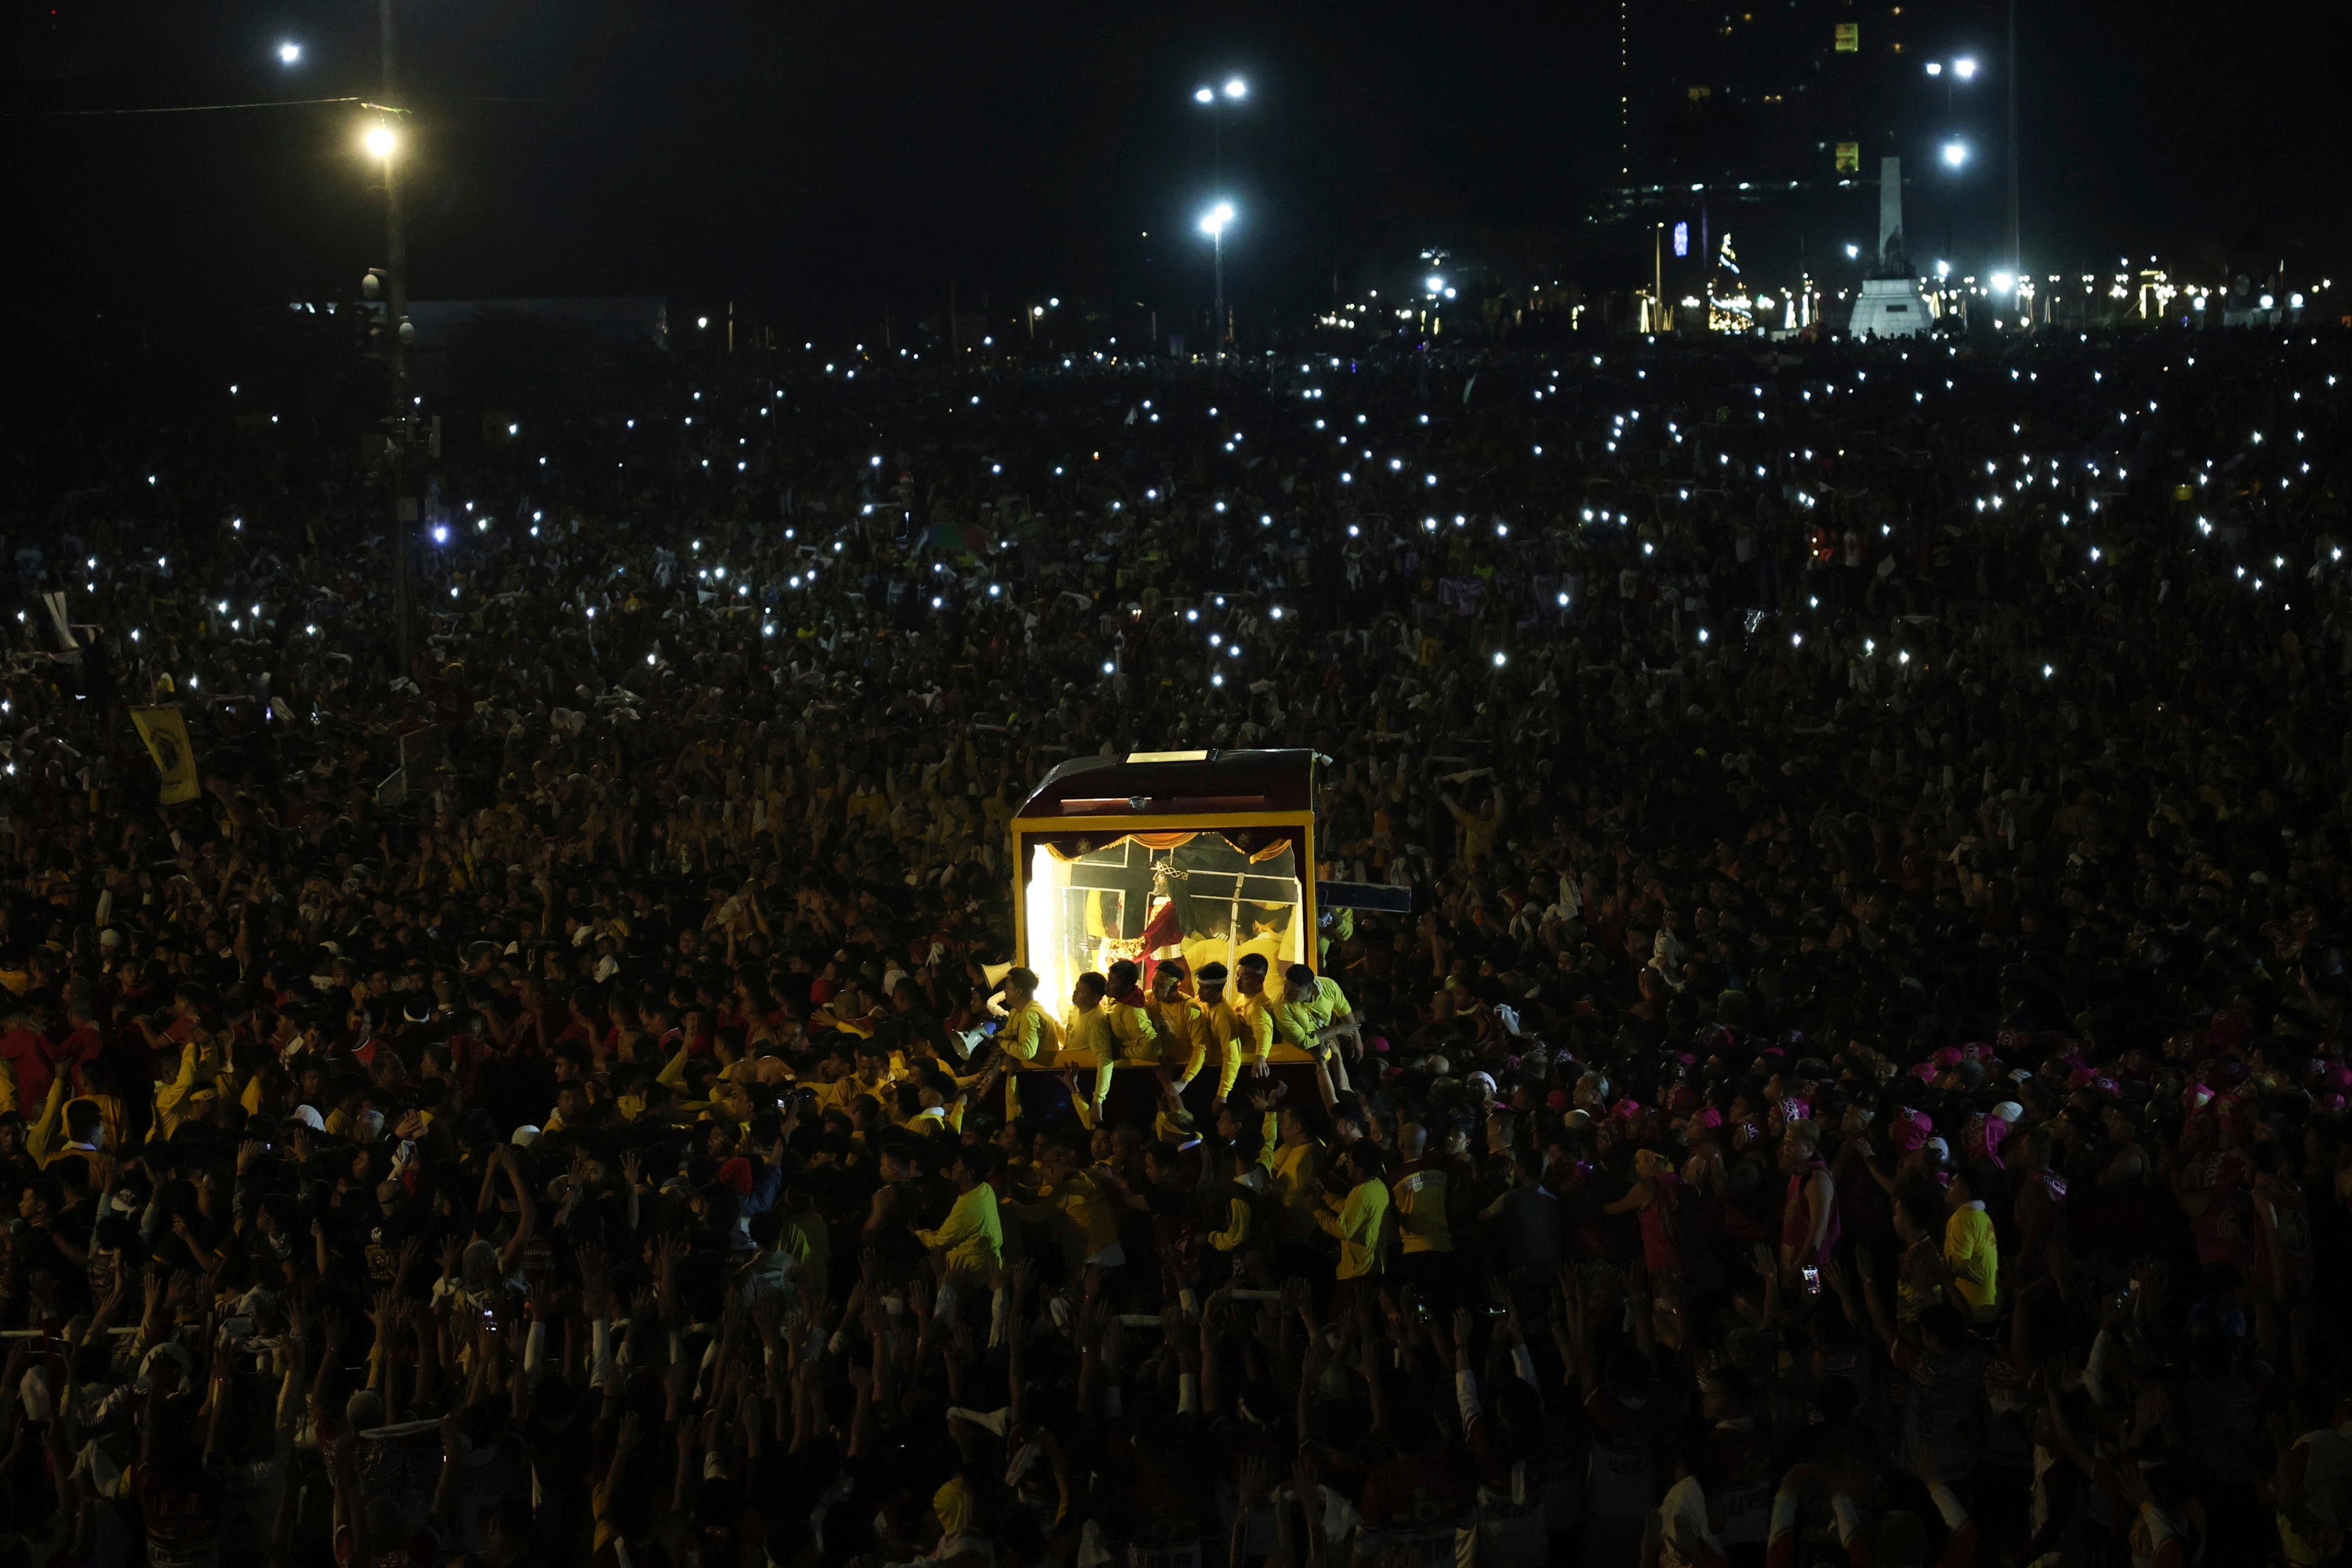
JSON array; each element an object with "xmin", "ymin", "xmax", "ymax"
[
  {"xmin": 1926, "ymin": 59, "xmax": 1979, "ymax": 275},
  {"xmin": 1199, "ymin": 203, "xmax": 1235, "ymax": 352},
  {"xmin": 1193, "ymin": 77, "xmax": 1246, "ymax": 187},
  {"xmin": 1191, "ymin": 79, "xmax": 1246, "ymax": 352},
  {"xmin": 376, "ymin": 0, "xmax": 414, "ymax": 676},
  {"xmin": 2005, "ymin": 0, "xmax": 2020, "ymax": 277},
  {"xmin": 1925, "ymin": 56, "xmax": 1976, "ymax": 115}
]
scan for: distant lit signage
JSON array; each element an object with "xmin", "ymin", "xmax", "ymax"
[
  {"xmin": 1834, "ymin": 23, "xmax": 1859, "ymax": 51},
  {"xmin": 1835, "ymin": 141, "xmax": 1860, "ymax": 172},
  {"xmin": 1673, "ymin": 221, "xmax": 1690, "ymax": 257}
]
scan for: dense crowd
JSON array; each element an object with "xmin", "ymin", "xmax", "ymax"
[{"xmin": 0, "ymin": 310, "xmax": 2347, "ymax": 1568}]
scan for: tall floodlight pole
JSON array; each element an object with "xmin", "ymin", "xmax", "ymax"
[
  {"xmin": 380, "ymin": 0, "xmax": 414, "ymax": 676},
  {"xmin": 1192, "ymin": 81, "xmax": 1247, "ymax": 353},
  {"xmin": 1199, "ymin": 202, "xmax": 1235, "ymax": 354},
  {"xmin": 2005, "ymin": 0, "xmax": 2020, "ymax": 273}
]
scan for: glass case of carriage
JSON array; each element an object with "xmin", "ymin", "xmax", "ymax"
[{"xmin": 1007, "ymin": 750, "xmax": 1322, "ymax": 1064}]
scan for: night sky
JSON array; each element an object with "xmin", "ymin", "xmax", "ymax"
[{"xmin": 3, "ymin": 0, "xmax": 2346, "ymax": 337}]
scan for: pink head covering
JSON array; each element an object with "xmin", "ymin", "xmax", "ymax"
[
  {"xmin": 1977, "ymin": 1114, "xmax": 2009, "ymax": 1156},
  {"xmin": 1890, "ymin": 1111, "xmax": 1931, "ymax": 1152}
]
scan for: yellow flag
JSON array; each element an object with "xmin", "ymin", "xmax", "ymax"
[{"xmin": 130, "ymin": 706, "xmax": 201, "ymax": 805}]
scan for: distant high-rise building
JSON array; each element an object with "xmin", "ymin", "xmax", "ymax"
[{"xmin": 1597, "ymin": 1, "xmax": 2001, "ymax": 285}]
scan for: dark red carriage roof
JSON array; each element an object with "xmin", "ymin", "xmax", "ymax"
[{"xmin": 1011, "ymin": 748, "xmax": 1316, "ymax": 822}]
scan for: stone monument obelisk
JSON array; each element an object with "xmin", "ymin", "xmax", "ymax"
[{"xmin": 1847, "ymin": 157, "xmax": 1933, "ymax": 338}]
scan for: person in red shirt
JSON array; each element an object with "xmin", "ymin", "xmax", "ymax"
[
  {"xmin": 554, "ymin": 989, "xmax": 597, "ymax": 1051},
  {"xmin": 51, "ymin": 996, "xmax": 107, "ymax": 1099},
  {"xmin": 638, "ymin": 1000, "xmax": 684, "ymax": 1058},
  {"xmin": 0, "ymin": 1002, "xmax": 56, "ymax": 1110}
]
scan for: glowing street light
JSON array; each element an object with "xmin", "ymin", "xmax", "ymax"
[
  {"xmin": 278, "ymin": 41, "xmax": 303, "ymax": 65},
  {"xmin": 363, "ymin": 121, "xmax": 398, "ymax": 160},
  {"xmin": 1941, "ymin": 140, "xmax": 1968, "ymax": 168},
  {"xmin": 1200, "ymin": 201, "xmax": 1236, "ymax": 350},
  {"xmin": 1192, "ymin": 75, "xmax": 1250, "ymax": 190},
  {"xmin": 1924, "ymin": 56, "xmax": 1978, "ymax": 113}
]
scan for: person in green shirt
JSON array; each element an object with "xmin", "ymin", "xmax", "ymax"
[{"xmin": 1271, "ymin": 964, "xmax": 1359, "ymax": 1066}]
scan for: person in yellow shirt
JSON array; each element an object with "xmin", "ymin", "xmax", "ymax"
[
  {"xmin": 839, "ymin": 1039, "xmax": 905, "ymax": 1105},
  {"xmin": 1062, "ymin": 972, "xmax": 1120, "ymax": 1123},
  {"xmin": 1251, "ymin": 1087, "xmax": 1323, "ymax": 1254},
  {"xmin": 1205, "ymin": 1149, "xmax": 1257, "ymax": 1260},
  {"xmin": 916, "ymin": 1144, "xmax": 1004, "ymax": 1283},
  {"xmin": 1440, "ymin": 782, "xmax": 1506, "ymax": 866},
  {"xmin": 1147, "ymin": 965, "xmax": 1213, "ymax": 1094},
  {"xmin": 154, "ymin": 1033, "xmax": 234, "ymax": 1141},
  {"xmin": 1271, "ymin": 965, "xmax": 1358, "ymax": 1065},
  {"xmin": 893, "ymin": 1074, "xmax": 964, "ymax": 1138},
  {"xmin": 1185, "ymin": 964, "xmax": 1250, "ymax": 1105},
  {"xmin": 29, "ymin": 1079, "xmax": 118, "ymax": 1194},
  {"xmin": 992, "ymin": 965, "xmax": 1062, "ymax": 1121},
  {"xmin": 1317, "ymin": 1142, "xmax": 1391, "ymax": 1298},
  {"xmin": 995, "ymin": 967, "xmax": 1062, "ymax": 1065},
  {"xmin": 1230, "ymin": 956, "xmax": 1279, "ymax": 1087},
  {"xmin": 1102, "ymin": 960, "xmax": 1161, "ymax": 1062},
  {"xmin": 1004, "ymin": 1140, "xmax": 1124, "ymax": 1281},
  {"xmin": 1942, "ymin": 1166, "xmax": 1999, "ymax": 1322}
]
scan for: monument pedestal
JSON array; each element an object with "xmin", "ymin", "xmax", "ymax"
[{"xmin": 1849, "ymin": 276, "xmax": 1932, "ymax": 338}]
